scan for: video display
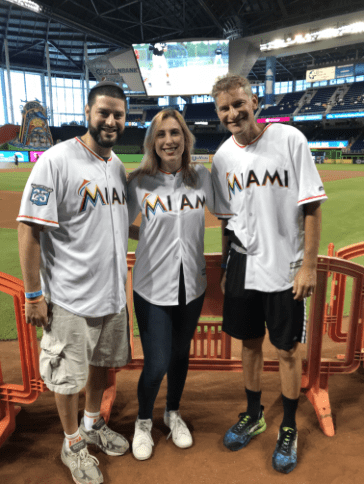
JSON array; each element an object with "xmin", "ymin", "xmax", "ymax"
[{"xmin": 133, "ymin": 40, "xmax": 229, "ymax": 97}]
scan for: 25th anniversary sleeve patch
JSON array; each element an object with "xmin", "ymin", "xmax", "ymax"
[{"xmin": 30, "ymin": 184, "xmax": 54, "ymax": 206}]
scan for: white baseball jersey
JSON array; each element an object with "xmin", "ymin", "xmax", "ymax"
[
  {"xmin": 127, "ymin": 164, "xmax": 215, "ymax": 305},
  {"xmin": 17, "ymin": 137, "xmax": 129, "ymax": 318},
  {"xmin": 211, "ymin": 123, "xmax": 327, "ymax": 292}
]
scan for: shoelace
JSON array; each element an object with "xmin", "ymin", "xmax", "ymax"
[
  {"xmin": 167, "ymin": 415, "xmax": 189, "ymax": 441},
  {"xmin": 77, "ymin": 448, "xmax": 99, "ymax": 469},
  {"xmin": 236, "ymin": 414, "xmax": 251, "ymax": 430},
  {"xmin": 280, "ymin": 428, "xmax": 295, "ymax": 453},
  {"xmin": 136, "ymin": 422, "xmax": 153, "ymax": 445},
  {"xmin": 98, "ymin": 425, "xmax": 115, "ymax": 447}
]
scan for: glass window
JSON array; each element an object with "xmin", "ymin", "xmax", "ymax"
[
  {"xmin": 0, "ymin": 71, "xmax": 5, "ymax": 125},
  {"xmin": 158, "ymin": 96, "xmax": 169, "ymax": 106},
  {"xmin": 25, "ymin": 73, "xmax": 43, "ymax": 103},
  {"xmin": 11, "ymin": 71, "xmax": 27, "ymax": 124}
]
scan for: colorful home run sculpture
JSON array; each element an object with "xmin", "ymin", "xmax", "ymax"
[{"xmin": 13, "ymin": 100, "xmax": 53, "ymax": 149}]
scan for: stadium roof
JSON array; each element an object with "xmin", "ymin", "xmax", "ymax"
[{"xmin": 1, "ymin": 0, "xmax": 364, "ymax": 82}]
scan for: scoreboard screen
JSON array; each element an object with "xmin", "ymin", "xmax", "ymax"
[{"xmin": 133, "ymin": 40, "xmax": 229, "ymax": 97}]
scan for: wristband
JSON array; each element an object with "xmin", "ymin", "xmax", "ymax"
[
  {"xmin": 221, "ymin": 263, "xmax": 227, "ymax": 269},
  {"xmin": 25, "ymin": 290, "xmax": 43, "ymax": 299},
  {"xmin": 25, "ymin": 295, "xmax": 45, "ymax": 304}
]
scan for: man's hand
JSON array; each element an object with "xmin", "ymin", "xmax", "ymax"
[
  {"xmin": 25, "ymin": 298, "xmax": 51, "ymax": 328},
  {"xmin": 220, "ymin": 269, "xmax": 227, "ymax": 295},
  {"xmin": 292, "ymin": 265, "xmax": 317, "ymax": 301}
]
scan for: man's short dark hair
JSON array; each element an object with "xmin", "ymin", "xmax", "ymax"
[{"xmin": 87, "ymin": 81, "xmax": 126, "ymax": 108}]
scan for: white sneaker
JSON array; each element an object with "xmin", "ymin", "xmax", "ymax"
[
  {"xmin": 132, "ymin": 418, "xmax": 154, "ymax": 460},
  {"xmin": 164, "ymin": 410, "xmax": 193, "ymax": 449}
]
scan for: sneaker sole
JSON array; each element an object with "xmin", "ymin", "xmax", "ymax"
[
  {"xmin": 132, "ymin": 449, "xmax": 153, "ymax": 461},
  {"xmin": 272, "ymin": 458, "xmax": 297, "ymax": 474},
  {"xmin": 61, "ymin": 451, "xmax": 104, "ymax": 484},
  {"xmin": 223, "ymin": 422, "xmax": 267, "ymax": 451}
]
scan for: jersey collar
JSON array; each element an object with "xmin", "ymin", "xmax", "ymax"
[
  {"xmin": 232, "ymin": 123, "xmax": 272, "ymax": 148},
  {"xmin": 75, "ymin": 137, "xmax": 113, "ymax": 162},
  {"xmin": 158, "ymin": 167, "xmax": 182, "ymax": 175}
]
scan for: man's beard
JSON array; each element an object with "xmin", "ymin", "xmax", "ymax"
[{"xmin": 88, "ymin": 122, "xmax": 124, "ymax": 148}]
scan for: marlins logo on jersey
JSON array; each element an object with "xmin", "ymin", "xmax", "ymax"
[
  {"xmin": 78, "ymin": 179, "xmax": 126, "ymax": 213},
  {"xmin": 142, "ymin": 193, "xmax": 168, "ymax": 220}
]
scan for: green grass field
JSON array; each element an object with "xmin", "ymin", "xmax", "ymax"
[{"xmin": 1, "ymin": 164, "xmax": 364, "ymax": 339}]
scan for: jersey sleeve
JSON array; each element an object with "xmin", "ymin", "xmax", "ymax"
[
  {"xmin": 17, "ymin": 156, "xmax": 60, "ymax": 231},
  {"xmin": 292, "ymin": 130, "xmax": 328, "ymax": 206},
  {"xmin": 211, "ymin": 154, "xmax": 233, "ymax": 219},
  {"xmin": 127, "ymin": 178, "xmax": 141, "ymax": 225}
]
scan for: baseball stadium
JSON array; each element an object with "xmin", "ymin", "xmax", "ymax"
[{"xmin": 1, "ymin": 1, "xmax": 364, "ymax": 483}]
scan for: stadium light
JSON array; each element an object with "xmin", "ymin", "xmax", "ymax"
[
  {"xmin": 260, "ymin": 20, "xmax": 364, "ymax": 51},
  {"xmin": 4, "ymin": 0, "xmax": 42, "ymax": 13}
]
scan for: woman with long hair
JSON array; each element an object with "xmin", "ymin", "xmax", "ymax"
[{"xmin": 128, "ymin": 108, "xmax": 215, "ymax": 460}]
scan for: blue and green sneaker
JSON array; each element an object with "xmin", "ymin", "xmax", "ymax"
[
  {"xmin": 272, "ymin": 426, "xmax": 298, "ymax": 474},
  {"xmin": 223, "ymin": 406, "xmax": 266, "ymax": 451}
]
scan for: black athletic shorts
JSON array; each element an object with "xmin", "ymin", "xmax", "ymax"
[{"xmin": 222, "ymin": 247, "xmax": 306, "ymax": 351}]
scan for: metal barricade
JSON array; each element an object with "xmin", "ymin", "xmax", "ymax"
[{"xmin": 1, "ymin": 253, "xmax": 364, "ymax": 446}]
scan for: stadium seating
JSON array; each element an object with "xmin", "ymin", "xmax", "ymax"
[
  {"xmin": 184, "ymin": 103, "xmax": 219, "ymax": 122},
  {"xmin": 330, "ymin": 81, "xmax": 364, "ymax": 112},
  {"xmin": 145, "ymin": 107, "xmax": 163, "ymax": 121},
  {"xmin": 310, "ymin": 127, "xmax": 362, "ymax": 141},
  {"xmin": 194, "ymin": 132, "xmax": 226, "ymax": 153},
  {"xmin": 258, "ymin": 91, "xmax": 304, "ymax": 117},
  {"xmin": 299, "ymin": 86, "xmax": 337, "ymax": 113},
  {"xmin": 350, "ymin": 133, "xmax": 364, "ymax": 151}
]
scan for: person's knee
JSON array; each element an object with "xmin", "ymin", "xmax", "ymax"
[
  {"xmin": 242, "ymin": 336, "xmax": 264, "ymax": 353},
  {"xmin": 144, "ymin": 362, "xmax": 169, "ymax": 386},
  {"xmin": 276, "ymin": 344, "xmax": 300, "ymax": 362}
]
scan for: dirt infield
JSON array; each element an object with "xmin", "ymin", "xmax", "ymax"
[{"xmin": 1, "ymin": 336, "xmax": 364, "ymax": 484}]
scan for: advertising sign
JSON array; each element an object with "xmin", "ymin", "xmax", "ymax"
[
  {"xmin": 87, "ymin": 48, "xmax": 145, "ymax": 93},
  {"xmin": 257, "ymin": 116, "xmax": 290, "ymax": 123},
  {"xmin": 30, "ymin": 151, "xmax": 45, "ymax": 163},
  {"xmin": 0, "ymin": 151, "xmax": 29, "ymax": 163},
  {"xmin": 306, "ymin": 66, "xmax": 336, "ymax": 83},
  {"xmin": 308, "ymin": 141, "xmax": 348, "ymax": 149},
  {"xmin": 191, "ymin": 154, "xmax": 210, "ymax": 163},
  {"xmin": 327, "ymin": 112, "xmax": 364, "ymax": 119},
  {"xmin": 294, "ymin": 114, "xmax": 323, "ymax": 121},
  {"xmin": 336, "ymin": 64, "xmax": 354, "ymax": 78}
]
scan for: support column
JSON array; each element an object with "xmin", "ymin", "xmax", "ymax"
[
  {"xmin": 45, "ymin": 43, "xmax": 54, "ymax": 126},
  {"xmin": 84, "ymin": 43, "xmax": 89, "ymax": 126},
  {"xmin": 4, "ymin": 39, "xmax": 14, "ymax": 124},
  {"xmin": 264, "ymin": 56, "xmax": 276, "ymax": 107},
  {"xmin": 0, "ymin": 69, "xmax": 9, "ymax": 124},
  {"xmin": 84, "ymin": 43, "xmax": 90, "ymax": 96}
]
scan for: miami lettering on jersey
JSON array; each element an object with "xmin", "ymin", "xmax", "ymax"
[
  {"xmin": 78, "ymin": 179, "xmax": 126, "ymax": 213},
  {"xmin": 142, "ymin": 192, "xmax": 206, "ymax": 220},
  {"xmin": 226, "ymin": 169, "xmax": 289, "ymax": 199}
]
